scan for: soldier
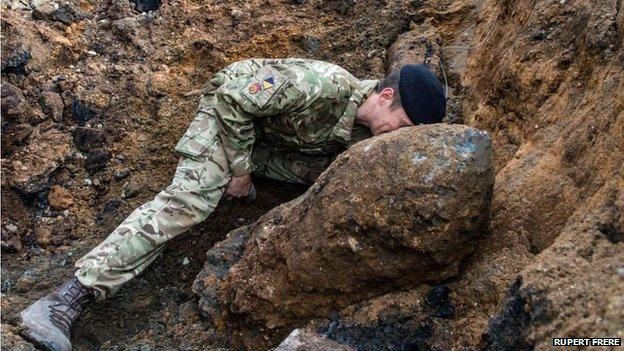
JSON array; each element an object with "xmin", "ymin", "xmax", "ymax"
[{"xmin": 19, "ymin": 58, "xmax": 446, "ymax": 351}]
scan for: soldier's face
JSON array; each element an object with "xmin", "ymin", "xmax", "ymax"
[{"xmin": 370, "ymin": 88, "xmax": 414, "ymax": 135}]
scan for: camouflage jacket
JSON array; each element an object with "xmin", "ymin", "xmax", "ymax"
[{"xmin": 174, "ymin": 58, "xmax": 378, "ymax": 176}]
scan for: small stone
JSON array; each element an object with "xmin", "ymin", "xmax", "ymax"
[
  {"xmin": 87, "ymin": 50, "xmax": 97, "ymax": 56},
  {"xmin": 5, "ymin": 224, "xmax": 18, "ymax": 233},
  {"xmin": 32, "ymin": 3, "xmax": 56, "ymax": 20},
  {"xmin": 121, "ymin": 181, "xmax": 141, "ymax": 199},
  {"xmin": 182, "ymin": 257, "xmax": 190, "ymax": 266},
  {"xmin": 16, "ymin": 268, "xmax": 37, "ymax": 293},
  {"xmin": 1, "ymin": 235, "xmax": 22, "ymax": 252},
  {"xmin": 1, "ymin": 279, "xmax": 13, "ymax": 293},
  {"xmin": 40, "ymin": 91, "xmax": 64, "ymax": 122},
  {"xmin": 48, "ymin": 185, "xmax": 74, "ymax": 210},
  {"xmin": 618, "ymin": 267, "xmax": 624, "ymax": 277},
  {"xmin": 84, "ymin": 178, "xmax": 93, "ymax": 185},
  {"xmin": 34, "ymin": 223, "xmax": 53, "ymax": 247},
  {"xmin": 230, "ymin": 9, "xmax": 244, "ymax": 20},
  {"xmin": 114, "ymin": 168, "xmax": 130, "ymax": 180},
  {"xmin": 8, "ymin": 129, "xmax": 72, "ymax": 194},
  {"xmin": 132, "ymin": 0, "xmax": 161, "ymax": 12},
  {"xmin": 71, "ymin": 100, "xmax": 97, "ymax": 126},
  {"xmin": 85, "ymin": 149, "xmax": 111, "ymax": 174},
  {"xmin": 2, "ymin": 48, "xmax": 30, "ymax": 75},
  {"xmin": 9, "ymin": 0, "xmax": 30, "ymax": 10},
  {"xmin": 73, "ymin": 127, "xmax": 105, "ymax": 152},
  {"xmin": 1, "ymin": 83, "xmax": 27, "ymax": 121},
  {"xmin": 301, "ymin": 37, "xmax": 321, "ymax": 54}
]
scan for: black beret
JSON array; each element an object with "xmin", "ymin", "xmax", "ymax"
[{"xmin": 399, "ymin": 64, "xmax": 446, "ymax": 125}]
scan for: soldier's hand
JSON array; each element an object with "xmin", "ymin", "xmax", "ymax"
[{"xmin": 225, "ymin": 174, "xmax": 253, "ymax": 200}]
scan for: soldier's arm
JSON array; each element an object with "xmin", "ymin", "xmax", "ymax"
[{"xmin": 213, "ymin": 69, "xmax": 304, "ymax": 176}]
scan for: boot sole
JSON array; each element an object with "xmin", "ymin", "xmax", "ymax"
[{"xmin": 20, "ymin": 311, "xmax": 71, "ymax": 351}]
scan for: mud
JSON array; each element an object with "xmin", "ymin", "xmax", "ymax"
[{"xmin": 2, "ymin": 0, "xmax": 623, "ymax": 350}]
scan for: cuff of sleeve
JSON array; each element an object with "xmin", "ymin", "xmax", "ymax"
[{"xmin": 230, "ymin": 160, "xmax": 252, "ymax": 177}]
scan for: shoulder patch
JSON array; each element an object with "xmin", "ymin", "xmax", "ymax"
[{"xmin": 242, "ymin": 66, "xmax": 288, "ymax": 109}]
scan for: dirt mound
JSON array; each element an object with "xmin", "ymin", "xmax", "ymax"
[
  {"xmin": 193, "ymin": 125, "xmax": 493, "ymax": 349},
  {"xmin": 1, "ymin": 0, "xmax": 622, "ymax": 349}
]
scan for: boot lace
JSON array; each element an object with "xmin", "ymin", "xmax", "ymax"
[{"xmin": 48, "ymin": 278, "xmax": 94, "ymax": 338}]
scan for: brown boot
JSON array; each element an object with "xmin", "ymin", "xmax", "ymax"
[{"xmin": 19, "ymin": 277, "xmax": 95, "ymax": 351}]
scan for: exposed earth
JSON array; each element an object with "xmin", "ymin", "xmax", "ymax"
[{"xmin": 1, "ymin": 0, "xmax": 622, "ymax": 350}]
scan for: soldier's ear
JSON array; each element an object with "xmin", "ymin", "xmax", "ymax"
[{"xmin": 378, "ymin": 87, "xmax": 396, "ymax": 106}]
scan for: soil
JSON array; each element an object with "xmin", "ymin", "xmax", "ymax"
[{"xmin": 1, "ymin": 0, "xmax": 622, "ymax": 350}]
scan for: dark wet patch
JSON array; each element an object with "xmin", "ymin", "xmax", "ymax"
[
  {"xmin": 597, "ymin": 222, "xmax": 623, "ymax": 243},
  {"xmin": 98, "ymin": 198, "xmax": 123, "ymax": 220},
  {"xmin": 426, "ymin": 285, "xmax": 455, "ymax": 319},
  {"xmin": 85, "ymin": 149, "xmax": 111, "ymax": 174},
  {"xmin": 1, "ymin": 50, "xmax": 30, "ymax": 75},
  {"xmin": 71, "ymin": 100, "xmax": 97, "ymax": 126},
  {"xmin": 53, "ymin": 3, "xmax": 88, "ymax": 25},
  {"xmin": 73, "ymin": 127, "xmax": 106, "ymax": 152},
  {"xmin": 481, "ymin": 277, "xmax": 552, "ymax": 351},
  {"xmin": 319, "ymin": 313, "xmax": 435, "ymax": 351},
  {"xmin": 132, "ymin": 0, "xmax": 162, "ymax": 12}
]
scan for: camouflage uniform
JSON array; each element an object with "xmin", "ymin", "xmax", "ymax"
[{"xmin": 74, "ymin": 58, "xmax": 378, "ymax": 299}]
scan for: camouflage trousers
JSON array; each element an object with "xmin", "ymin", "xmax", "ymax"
[{"xmin": 74, "ymin": 134, "xmax": 332, "ymax": 299}]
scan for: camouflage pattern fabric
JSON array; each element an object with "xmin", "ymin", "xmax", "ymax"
[{"xmin": 75, "ymin": 58, "xmax": 378, "ymax": 299}]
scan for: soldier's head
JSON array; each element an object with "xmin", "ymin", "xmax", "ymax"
[{"xmin": 361, "ymin": 64, "xmax": 446, "ymax": 135}]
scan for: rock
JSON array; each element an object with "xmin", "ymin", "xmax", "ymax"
[
  {"xmin": 1, "ymin": 83, "xmax": 27, "ymax": 121},
  {"xmin": 32, "ymin": 3, "xmax": 57, "ymax": 21},
  {"xmin": 193, "ymin": 225, "xmax": 253, "ymax": 330},
  {"xmin": 132, "ymin": 0, "xmax": 161, "ymax": 12},
  {"xmin": 112, "ymin": 17, "xmax": 140, "ymax": 43},
  {"xmin": 85, "ymin": 149, "xmax": 110, "ymax": 174},
  {"xmin": 0, "ymin": 49, "xmax": 30, "ymax": 75},
  {"xmin": 386, "ymin": 25, "xmax": 444, "ymax": 81},
  {"xmin": 1, "ymin": 324, "xmax": 37, "ymax": 351},
  {"xmin": 483, "ymin": 182, "xmax": 624, "ymax": 350},
  {"xmin": 9, "ymin": 129, "xmax": 72, "ymax": 194},
  {"xmin": 15, "ymin": 268, "xmax": 37, "ymax": 293},
  {"xmin": 6, "ymin": 0, "xmax": 30, "ymax": 10},
  {"xmin": 314, "ymin": 287, "xmax": 438, "ymax": 351},
  {"xmin": 52, "ymin": 3, "xmax": 87, "ymax": 25},
  {"xmin": 71, "ymin": 99, "xmax": 97, "ymax": 126},
  {"xmin": 426, "ymin": 285, "xmax": 455, "ymax": 318},
  {"xmin": 230, "ymin": 9, "xmax": 245, "ymax": 20},
  {"xmin": 114, "ymin": 168, "xmax": 131, "ymax": 180},
  {"xmin": 48, "ymin": 185, "xmax": 73, "ymax": 210},
  {"xmin": 39, "ymin": 91, "xmax": 64, "ymax": 122},
  {"xmin": 194, "ymin": 125, "xmax": 493, "ymax": 348},
  {"xmin": 34, "ymin": 223, "xmax": 53, "ymax": 247},
  {"xmin": 73, "ymin": 127, "xmax": 105, "ymax": 152},
  {"xmin": 5, "ymin": 224, "xmax": 18, "ymax": 233},
  {"xmin": 148, "ymin": 72, "xmax": 171, "ymax": 97},
  {"xmin": 273, "ymin": 329, "xmax": 355, "ymax": 351},
  {"xmin": 121, "ymin": 180, "xmax": 141, "ymax": 198},
  {"xmin": 301, "ymin": 37, "xmax": 321, "ymax": 54},
  {"xmin": 1, "ymin": 235, "xmax": 22, "ymax": 252}
]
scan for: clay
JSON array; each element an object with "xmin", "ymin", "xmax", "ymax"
[
  {"xmin": 1, "ymin": 0, "xmax": 622, "ymax": 349},
  {"xmin": 8, "ymin": 129, "xmax": 72, "ymax": 194},
  {"xmin": 47, "ymin": 185, "xmax": 73, "ymax": 210},
  {"xmin": 194, "ymin": 124, "xmax": 493, "ymax": 348}
]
